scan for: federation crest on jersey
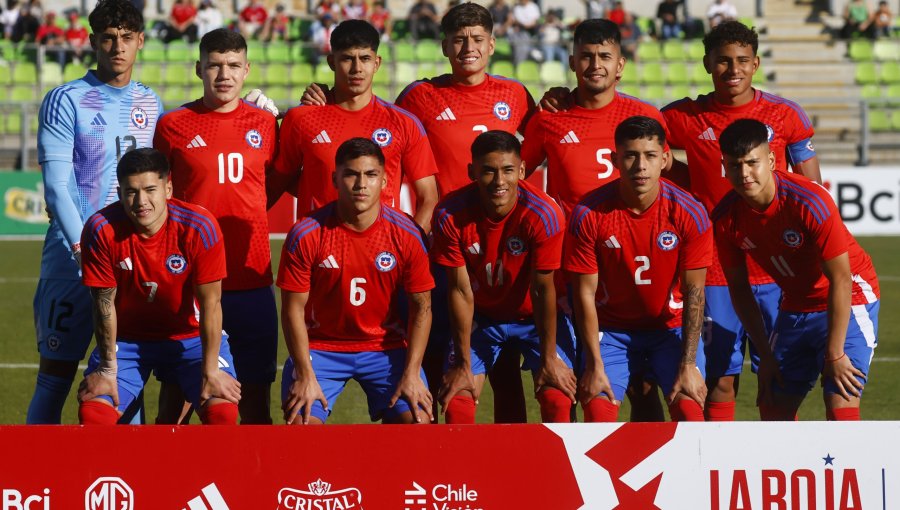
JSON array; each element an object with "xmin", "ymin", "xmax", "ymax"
[
  {"xmin": 245, "ymin": 129, "xmax": 263, "ymax": 148},
  {"xmin": 506, "ymin": 236, "xmax": 526, "ymax": 255},
  {"xmin": 493, "ymin": 101, "xmax": 511, "ymax": 121},
  {"xmin": 130, "ymin": 107, "xmax": 148, "ymax": 129},
  {"xmin": 372, "ymin": 128, "xmax": 393, "ymax": 147},
  {"xmin": 166, "ymin": 254, "xmax": 188, "ymax": 274},
  {"xmin": 375, "ymin": 251, "xmax": 397, "ymax": 272},
  {"xmin": 765, "ymin": 124, "xmax": 775, "ymax": 142},
  {"xmin": 782, "ymin": 229, "xmax": 803, "ymax": 247},
  {"xmin": 656, "ymin": 231, "xmax": 679, "ymax": 251}
]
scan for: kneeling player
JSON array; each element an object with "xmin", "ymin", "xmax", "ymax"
[
  {"xmin": 433, "ymin": 131, "xmax": 576, "ymax": 424},
  {"xmin": 714, "ymin": 119, "xmax": 880, "ymax": 421},
  {"xmin": 278, "ymin": 138, "xmax": 434, "ymax": 425},
  {"xmin": 565, "ymin": 116, "xmax": 709, "ymax": 422},
  {"xmin": 77, "ymin": 148, "xmax": 241, "ymax": 425}
]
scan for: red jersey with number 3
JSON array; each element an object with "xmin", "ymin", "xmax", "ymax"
[
  {"xmin": 273, "ymin": 96, "xmax": 438, "ymax": 216},
  {"xmin": 713, "ymin": 172, "xmax": 878, "ymax": 313},
  {"xmin": 395, "ymin": 74, "xmax": 535, "ymax": 194},
  {"xmin": 564, "ymin": 179, "xmax": 712, "ymax": 330},
  {"xmin": 154, "ymin": 99, "xmax": 276, "ymax": 291},
  {"xmin": 276, "ymin": 203, "xmax": 435, "ymax": 352},
  {"xmin": 521, "ymin": 92, "xmax": 668, "ymax": 217},
  {"xmin": 431, "ymin": 180, "xmax": 564, "ymax": 320},
  {"xmin": 81, "ymin": 198, "xmax": 227, "ymax": 341}
]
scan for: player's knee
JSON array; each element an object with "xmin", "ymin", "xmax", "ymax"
[
  {"xmin": 668, "ymin": 398, "xmax": 705, "ymax": 422},
  {"xmin": 201, "ymin": 402, "xmax": 239, "ymax": 425},
  {"xmin": 708, "ymin": 375, "xmax": 737, "ymax": 401},
  {"xmin": 79, "ymin": 400, "xmax": 120, "ymax": 425},
  {"xmin": 445, "ymin": 396, "xmax": 477, "ymax": 424},
  {"xmin": 537, "ymin": 388, "xmax": 573, "ymax": 423},
  {"xmin": 583, "ymin": 398, "xmax": 619, "ymax": 422}
]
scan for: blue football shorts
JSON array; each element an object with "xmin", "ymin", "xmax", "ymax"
[
  {"xmin": 33, "ymin": 278, "xmax": 93, "ymax": 361},
  {"xmin": 221, "ymin": 286, "xmax": 278, "ymax": 384},
  {"xmin": 703, "ymin": 283, "xmax": 781, "ymax": 378}
]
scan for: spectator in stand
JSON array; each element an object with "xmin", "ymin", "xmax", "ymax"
[
  {"xmin": 2, "ymin": 0, "xmax": 20, "ymax": 39},
  {"xmin": 35, "ymin": 10, "xmax": 65, "ymax": 64},
  {"xmin": 261, "ymin": 3, "xmax": 289, "ymax": 41},
  {"xmin": 196, "ymin": 0, "xmax": 223, "ymax": 38},
  {"xmin": 64, "ymin": 10, "xmax": 89, "ymax": 63},
  {"xmin": 10, "ymin": 1, "xmax": 38, "ymax": 43},
  {"xmin": 163, "ymin": 0, "xmax": 198, "ymax": 43},
  {"xmin": 619, "ymin": 10, "xmax": 641, "ymax": 60},
  {"xmin": 488, "ymin": 0, "xmax": 511, "ymax": 37},
  {"xmin": 239, "ymin": 0, "xmax": 267, "ymax": 39},
  {"xmin": 510, "ymin": 0, "xmax": 540, "ymax": 64},
  {"xmin": 369, "ymin": 0, "xmax": 392, "ymax": 40},
  {"xmin": 342, "ymin": 0, "xmax": 366, "ymax": 20},
  {"xmin": 314, "ymin": 0, "xmax": 340, "ymax": 20},
  {"xmin": 408, "ymin": 0, "xmax": 440, "ymax": 40},
  {"xmin": 870, "ymin": 1, "xmax": 893, "ymax": 39},
  {"xmin": 310, "ymin": 12, "xmax": 336, "ymax": 63},
  {"xmin": 606, "ymin": 0, "xmax": 625, "ymax": 24},
  {"xmin": 706, "ymin": 0, "xmax": 737, "ymax": 29},
  {"xmin": 584, "ymin": 0, "xmax": 611, "ymax": 20},
  {"xmin": 540, "ymin": 9, "xmax": 567, "ymax": 65},
  {"xmin": 840, "ymin": 0, "xmax": 871, "ymax": 39},
  {"xmin": 657, "ymin": 0, "xmax": 682, "ymax": 40}
]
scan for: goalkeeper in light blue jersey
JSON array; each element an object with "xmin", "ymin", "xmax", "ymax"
[{"xmin": 28, "ymin": 0, "xmax": 162, "ymax": 424}]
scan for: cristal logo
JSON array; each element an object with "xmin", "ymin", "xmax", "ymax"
[
  {"xmin": 277, "ymin": 479, "xmax": 364, "ymax": 510},
  {"xmin": 84, "ymin": 477, "xmax": 133, "ymax": 510},
  {"xmin": 404, "ymin": 482, "xmax": 482, "ymax": 510}
]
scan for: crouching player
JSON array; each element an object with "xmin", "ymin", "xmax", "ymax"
[
  {"xmin": 77, "ymin": 148, "xmax": 241, "ymax": 424},
  {"xmin": 278, "ymin": 138, "xmax": 434, "ymax": 425},
  {"xmin": 565, "ymin": 116, "xmax": 709, "ymax": 422},
  {"xmin": 432, "ymin": 131, "xmax": 576, "ymax": 423},
  {"xmin": 714, "ymin": 119, "xmax": 880, "ymax": 420}
]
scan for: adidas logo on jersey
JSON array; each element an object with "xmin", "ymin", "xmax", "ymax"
[
  {"xmin": 90, "ymin": 113, "xmax": 107, "ymax": 126},
  {"xmin": 312, "ymin": 130, "xmax": 332, "ymax": 144},
  {"xmin": 740, "ymin": 237, "xmax": 757, "ymax": 250},
  {"xmin": 698, "ymin": 127, "xmax": 716, "ymax": 141},
  {"xmin": 118, "ymin": 257, "xmax": 133, "ymax": 270},
  {"xmin": 466, "ymin": 243, "xmax": 481, "ymax": 255},
  {"xmin": 186, "ymin": 135, "xmax": 207, "ymax": 148},
  {"xmin": 182, "ymin": 483, "xmax": 230, "ymax": 510},
  {"xmin": 318, "ymin": 255, "xmax": 339, "ymax": 269},
  {"xmin": 435, "ymin": 107, "xmax": 457, "ymax": 121},
  {"xmin": 604, "ymin": 236, "xmax": 621, "ymax": 249},
  {"xmin": 559, "ymin": 131, "xmax": 580, "ymax": 144}
]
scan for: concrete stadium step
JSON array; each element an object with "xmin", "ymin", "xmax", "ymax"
[
  {"xmin": 765, "ymin": 41, "xmax": 847, "ymax": 62},
  {"xmin": 765, "ymin": 62, "xmax": 856, "ymax": 85}
]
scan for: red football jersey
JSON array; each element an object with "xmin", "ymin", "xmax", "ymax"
[
  {"xmin": 395, "ymin": 74, "xmax": 535, "ymax": 194},
  {"xmin": 431, "ymin": 180, "xmax": 564, "ymax": 320},
  {"xmin": 276, "ymin": 203, "xmax": 435, "ymax": 352},
  {"xmin": 81, "ymin": 198, "xmax": 227, "ymax": 341},
  {"xmin": 273, "ymin": 96, "xmax": 438, "ymax": 216},
  {"xmin": 564, "ymin": 179, "xmax": 713, "ymax": 330},
  {"xmin": 663, "ymin": 90, "xmax": 817, "ymax": 286},
  {"xmin": 521, "ymin": 92, "xmax": 668, "ymax": 218},
  {"xmin": 713, "ymin": 172, "xmax": 879, "ymax": 313},
  {"xmin": 154, "ymin": 99, "xmax": 276, "ymax": 292}
]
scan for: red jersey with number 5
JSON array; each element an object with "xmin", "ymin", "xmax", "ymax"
[
  {"xmin": 154, "ymin": 99, "xmax": 276, "ymax": 291},
  {"xmin": 564, "ymin": 179, "xmax": 712, "ymax": 330},
  {"xmin": 81, "ymin": 198, "xmax": 227, "ymax": 341},
  {"xmin": 276, "ymin": 203, "xmax": 434, "ymax": 352}
]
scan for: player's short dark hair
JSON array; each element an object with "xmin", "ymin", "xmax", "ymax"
[
  {"xmin": 614, "ymin": 116, "xmax": 666, "ymax": 148},
  {"xmin": 89, "ymin": 0, "xmax": 144, "ymax": 34},
  {"xmin": 441, "ymin": 2, "xmax": 493, "ymax": 36},
  {"xmin": 117, "ymin": 148, "xmax": 170, "ymax": 182},
  {"xmin": 703, "ymin": 20, "xmax": 758, "ymax": 56},
  {"xmin": 331, "ymin": 19, "xmax": 380, "ymax": 53},
  {"xmin": 719, "ymin": 118, "xmax": 769, "ymax": 158},
  {"xmin": 572, "ymin": 19, "xmax": 620, "ymax": 48},
  {"xmin": 335, "ymin": 137, "xmax": 385, "ymax": 168},
  {"xmin": 471, "ymin": 130, "xmax": 521, "ymax": 160},
  {"xmin": 199, "ymin": 28, "xmax": 247, "ymax": 57}
]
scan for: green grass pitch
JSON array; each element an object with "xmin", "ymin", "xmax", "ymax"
[{"xmin": 1, "ymin": 238, "xmax": 897, "ymax": 424}]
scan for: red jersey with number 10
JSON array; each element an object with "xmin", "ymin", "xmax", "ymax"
[
  {"xmin": 276, "ymin": 203, "xmax": 435, "ymax": 352},
  {"xmin": 81, "ymin": 198, "xmax": 227, "ymax": 341},
  {"xmin": 432, "ymin": 180, "xmax": 564, "ymax": 320},
  {"xmin": 154, "ymin": 99, "xmax": 276, "ymax": 291},
  {"xmin": 564, "ymin": 179, "xmax": 713, "ymax": 330}
]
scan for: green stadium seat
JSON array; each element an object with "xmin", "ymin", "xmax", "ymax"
[
  {"xmin": 636, "ymin": 42, "xmax": 661, "ymax": 62},
  {"xmin": 138, "ymin": 63, "xmax": 163, "ymax": 86},
  {"xmin": 293, "ymin": 18, "xmax": 313, "ymax": 40},
  {"xmin": 246, "ymin": 40, "xmax": 266, "ymax": 62},
  {"xmin": 849, "ymin": 40, "xmax": 874, "ymax": 61},
  {"xmin": 635, "ymin": 17, "xmax": 655, "ymax": 38},
  {"xmin": 314, "ymin": 62, "xmax": 332, "ymax": 83},
  {"xmin": 860, "ymin": 84, "xmax": 881, "ymax": 99},
  {"xmin": 617, "ymin": 84, "xmax": 639, "ymax": 97},
  {"xmin": 687, "ymin": 40, "xmax": 705, "ymax": 60},
  {"xmin": 641, "ymin": 84, "xmax": 666, "ymax": 102},
  {"xmin": 392, "ymin": 19, "xmax": 409, "ymax": 40},
  {"xmin": 0, "ymin": 62, "xmax": 11, "ymax": 85},
  {"xmin": 416, "ymin": 62, "xmax": 437, "ymax": 79},
  {"xmin": 3, "ymin": 109, "xmax": 21, "ymax": 135},
  {"xmin": 415, "ymin": 40, "xmax": 443, "ymax": 62},
  {"xmin": 393, "ymin": 41, "xmax": 415, "ymax": 62},
  {"xmin": 881, "ymin": 62, "xmax": 900, "ymax": 83},
  {"xmin": 667, "ymin": 62, "xmax": 690, "ymax": 84},
  {"xmin": 640, "ymin": 62, "xmax": 665, "ymax": 84},
  {"xmin": 0, "ymin": 39, "xmax": 17, "ymax": 62},
  {"xmin": 140, "ymin": 39, "xmax": 166, "ymax": 62},
  {"xmin": 874, "ymin": 40, "xmax": 900, "ymax": 61},
  {"xmin": 892, "ymin": 110, "xmax": 900, "ymax": 131},
  {"xmin": 12, "ymin": 62, "xmax": 36, "ymax": 84},
  {"xmin": 163, "ymin": 64, "xmax": 192, "ymax": 86},
  {"xmin": 490, "ymin": 61, "xmax": 515, "ymax": 78},
  {"xmin": 167, "ymin": 41, "xmax": 193, "ymax": 62},
  {"xmin": 526, "ymin": 82, "xmax": 542, "ymax": 101},
  {"xmin": 11, "ymin": 84, "xmax": 37, "ymax": 101},
  {"xmin": 265, "ymin": 63, "xmax": 291, "ymax": 86},
  {"xmin": 494, "ymin": 39, "xmax": 512, "ymax": 60},
  {"xmin": 267, "ymin": 43, "xmax": 292, "ymax": 63},
  {"xmin": 264, "ymin": 85, "xmax": 291, "ymax": 103},
  {"xmin": 886, "ymin": 84, "xmax": 900, "ymax": 104},
  {"xmin": 540, "ymin": 61, "xmax": 566, "ymax": 86},
  {"xmin": 619, "ymin": 65, "xmax": 637, "ymax": 87},
  {"xmin": 289, "ymin": 62, "xmax": 313, "ymax": 85},
  {"xmin": 662, "ymin": 40, "xmax": 686, "ymax": 61},
  {"xmin": 437, "ymin": 61, "xmax": 452, "ymax": 75},
  {"xmin": 372, "ymin": 64, "xmax": 391, "ymax": 84},
  {"xmin": 515, "ymin": 61, "xmax": 540, "ymax": 83},
  {"xmin": 690, "ymin": 63, "xmax": 709, "ymax": 84},
  {"xmin": 160, "ymin": 85, "xmax": 188, "ymax": 109},
  {"xmin": 188, "ymin": 84, "xmax": 203, "ymax": 100},
  {"xmin": 668, "ymin": 84, "xmax": 692, "ymax": 100},
  {"xmin": 63, "ymin": 62, "xmax": 87, "ymax": 82},
  {"xmin": 738, "ymin": 17, "xmax": 755, "ymax": 29},
  {"xmin": 869, "ymin": 109, "xmax": 892, "ymax": 131},
  {"xmin": 40, "ymin": 62, "xmax": 63, "ymax": 86},
  {"xmin": 394, "ymin": 62, "xmax": 417, "ymax": 84},
  {"xmin": 855, "ymin": 62, "xmax": 879, "ymax": 85},
  {"xmin": 372, "ymin": 84, "xmax": 392, "ymax": 100}
]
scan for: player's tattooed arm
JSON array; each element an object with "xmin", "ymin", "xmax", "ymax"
[
  {"xmin": 669, "ymin": 268, "xmax": 708, "ymax": 407},
  {"xmin": 78, "ymin": 287, "xmax": 120, "ymax": 407},
  {"xmin": 439, "ymin": 265, "xmax": 479, "ymax": 412},
  {"xmin": 393, "ymin": 290, "xmax": 434, "ymax": 423}
]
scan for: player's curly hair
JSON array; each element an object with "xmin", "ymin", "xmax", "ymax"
[
  {"xmin": 614, "ymin": 116, "xmax": 666, "ymax": 148},
  {"xmin": 719, "ymin": 119, "xmax": 769, "ymax": 158},
  {"xmin": 117, "ymin": 148, "xmax": 170, "ymax": 183},
  {"xmin": 441, "ymin": 2, "xmax": 493, "ymax": 37},
  {"xmin": 330, "ymin": 19, "xmax": 380, "ymax": 53},
  {"xmin": 471, "ymin": 130, "xmax": 520, "ymax": 160},
  {"xmin": 200, "ymin": 28, "xmax": 247, "ymax": 58},
  {"xmin": 336, "ymin": 138, "xmax": 385, "ymax": 168},
  {"xmin": 572, "ymin": 19, "xmax": 621, "ymax": 48},
  {"xmin": 88, "ymin": 0, "xmax": 144, "ymax": 35},
  {"xmin": 703, "ymin": 20, "xmax": 758, "ymax": 56}
]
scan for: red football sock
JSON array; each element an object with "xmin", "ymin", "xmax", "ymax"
[
  {"xmin": 445, "ymin": 396, "xmax": 476, "ymax": 424},
  {"xmin": 668, "ymin": 399, "xmax": 705, "ymax": 422},
  {"xmin": 705, "ymin": 400, "xmax": 735, "ymax": 422},
  {"xmin": 79, "ymin": 401, "xmax": 120, "ymax": 425},
  {"xmin": 201, "ymin": 403, "xmax": 239, "ymax": 425},
  {"xmin": 759, "ymin": 404, "xmax": 798, "ymax": 421},
  {"xmin": 827, "ymin": 407, "xmax": 860, "ymax": 421},
  {"xmin": 583, "ymin": 398, "xmax": 619, "ymax": 422},
  {"xmin": 537, "ymin": 388, "xmax": 573, "ymax": 423}
]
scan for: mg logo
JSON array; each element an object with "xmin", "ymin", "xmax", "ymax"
[{"xmin": 84, "ymin": 477, "xmax": 133, "ymax": 510}]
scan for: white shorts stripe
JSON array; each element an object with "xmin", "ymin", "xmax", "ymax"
[
  {"xmin": 852, "ymin": 273, "xmax": 879, "ymax": 303},
  {"xmin": 851, "ymin": 303, "xmax": 878, "ymax": 350}
]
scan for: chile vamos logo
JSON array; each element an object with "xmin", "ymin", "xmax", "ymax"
[{"xmin": 277, "ymin": 479, "xmax": 364, "ymax": 510}]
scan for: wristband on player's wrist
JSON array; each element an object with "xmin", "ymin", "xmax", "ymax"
[{"xmin": 825, "ymin": 352, "xmax": 846, "ymax": 363}]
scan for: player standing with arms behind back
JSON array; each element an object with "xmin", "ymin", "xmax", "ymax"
[
  {"xmin": 29, "ymin": 0, "xmax": 161, "ymax": 424},
  {"xmin": 154, "ymin": 28, "xmax": 277, "ymax": 424}
]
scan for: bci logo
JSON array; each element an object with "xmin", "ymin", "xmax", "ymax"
[{"xmin": 2, "ymin": 488, "xmax": 50, "ymax": 510}]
